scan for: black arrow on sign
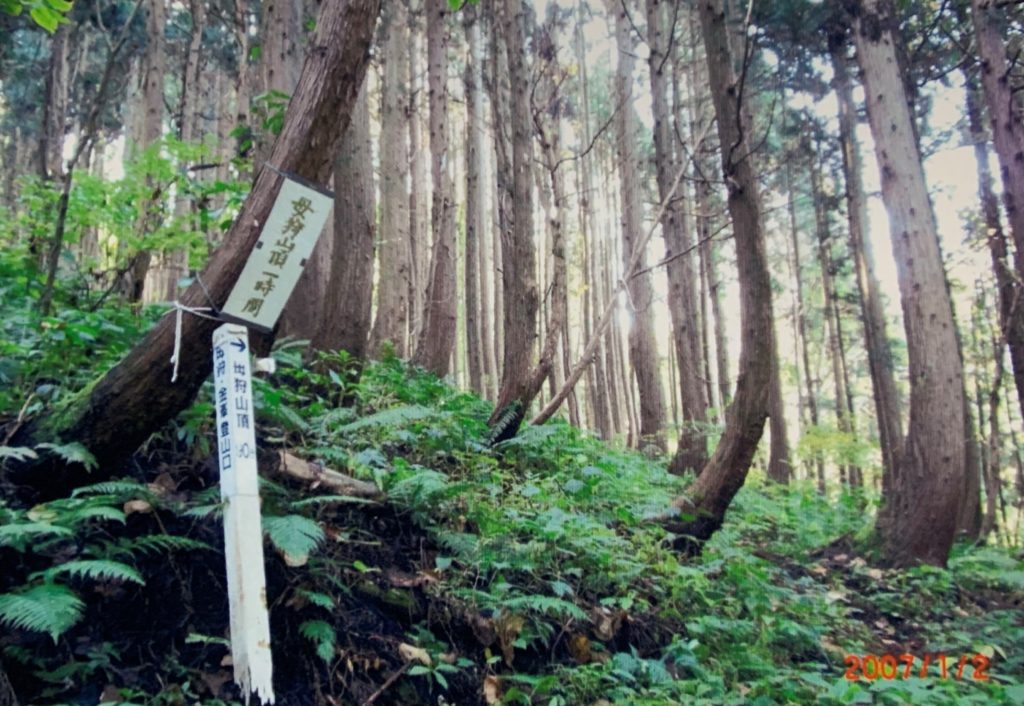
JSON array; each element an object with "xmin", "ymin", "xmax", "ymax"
[{"xmin": 231, "ymin": 339, "xmax": 247, "ymax": 353}]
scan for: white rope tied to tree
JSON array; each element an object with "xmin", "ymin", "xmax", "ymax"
[{"xmin": 169, "ymin": 302, "xmax": 220, "ymax": 383}]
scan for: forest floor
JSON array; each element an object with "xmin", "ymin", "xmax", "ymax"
[{"xmin": 2, "ymin": 349, "xmax": 1023, "ymax": 706}]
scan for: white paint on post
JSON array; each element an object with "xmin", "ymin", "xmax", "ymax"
[
  {"xmin": 213, "ymin": 323, "xmax": 275, "ymax": 705},
  {"xmin": 222, "ymin": 176, "xmax": 333, "ymax": 330}
]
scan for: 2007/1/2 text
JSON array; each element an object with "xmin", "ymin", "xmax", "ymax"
[{"xmin": 844, "ymin": 653, "xmax": 990, "ymax": 681}]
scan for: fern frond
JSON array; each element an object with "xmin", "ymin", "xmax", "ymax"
[
  {"xmin": 290, "ymin": 495, "xmax": 376, "ymax": 509},
  {"xmin": 0, "ymin": 446, "xmax": 38, "ymax": 462},
  {"xmin": 335, "ymin": 404, "xmax": 435, "ymax": 434},
  {"xmin": 115, "ymin": 534, "xmax": 213, "ymax": 558},
  {"xmin": 501, "ymin": 594, "xmax": 588, "ymax": 621},
  {"xmin": 72, "ymin": 480, "xmax": 152, "ymax": 499},
  {"xmin": 295, "ymin": 588, "xmax": 335, "ymax": 609},
  {"xmin": 35, "ymin": 442, "xmax": 98, "ymax": 471},
  {"xmin": 0, "ymin": 522, "xmax": 72, "ymax": 549},
  {"xmin": 299, "ymin": 619, "xmax": 336, "ymax": 662},
  {"xmin": 0, "ymin": 584, "xmax": 84, "ymax": 642},
  {"xmin": 68, "ymin": 505, "xmax": 126, "ymax": 525},
  {"xmin": 487, "ymin": 401, "xmax": 523, "ymax": 446},
  {"xmin": 45, "ymin": 560, "xmax": 144, "ymax": 585},
  {"xmin": 264, "ymin": 515, "xmax": 324, "ymax": 565}
]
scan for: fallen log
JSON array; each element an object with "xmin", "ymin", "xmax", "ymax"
[{"xmin": 274, "ymin": 450, "xmax": 383, "ymax": 501}]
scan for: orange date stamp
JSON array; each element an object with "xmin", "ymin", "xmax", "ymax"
[{"xmin": 844, "ymin": 653, "xmax": 991, "ymax": 681}]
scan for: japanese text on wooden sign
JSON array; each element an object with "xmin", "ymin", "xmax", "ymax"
[
  {"xmin": 212, "ymin": 323, "xmax": 274, "ymax": 704},
  {"xmin": 222, "ymin": 176, "xmax": 333, "ymax": 331}
]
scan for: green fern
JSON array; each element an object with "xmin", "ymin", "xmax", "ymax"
[
  {"xmin": 44, "ymin": 560, "xmax": 144, "ymax": 585},
  {"xmin": 36, "ymin": 442, "xmax": 98, "ymax": 471},
  {"xmin": 500, "ymin": 594, "xmax": 588, "ymax": 621},
  {"xmin": 299, "ymin": 619, "xmax": 336, "ymax": 662},
  {"xmin": 0, "ymin": 584, "xmax": 85, "ymax": 641},
  {"xmin": 295, "ymin": 588, "xmax": 335, "ymax": 609},
  {"xmin": 0, "ymin": 445, "xmax": 37, "ymax": 462},
  {"xmin": 71, "ymin": 480, "xmax": 152, "ymax": 500},
  {"xmin": 113, "ymin": 534, "xmax": 213, "ymax": 558},
  {"xmin": 335, "ymin": 404, "xmax": 435, "ymax": 433},
  {"xmin": 290, "ymin": 495, "xmax": 376, "ymax": 509},
  {"xmin": 486, "ymin": 400, "xmax": 523, "ymax": 446},
  {"xmin": 0, "ymin": 521, "xmax": 72, "ymax": 549},
  {"xmin": 264, "ymin": 514, "xmax": 324, "ymax": 565}
]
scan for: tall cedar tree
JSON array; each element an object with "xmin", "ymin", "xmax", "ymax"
[
  {"xmin": 413, "ymin": 1, "xmax": 458, "ymax": 375},
  {"xmin": 666, "ymin": 0, "xmax": 774, "ymax": 549},
  {"xmin": 609, "ymin": 0, "xmax": 666, "ymax": 451},
  {"xmin": 970, "ymin": 0, "xmax": 1024, "ymax": 421},
  {"xmin": 849, "ymin": 0, "xmax": 966, "ymax": 567},
  {"xmin": 488, "ymin": 0, "xmax": 541, "ymax": 437},
  {"xmin": 647, "ymin": 0, "xmax": 709, "ymax": 473},
  {"xmin": 370, "ymin": 1, "xmax": 413, "ymax": 357}
]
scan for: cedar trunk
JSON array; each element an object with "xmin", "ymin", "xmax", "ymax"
[
  {"xmin": 609, "ymin": 0, "xmax": 666, "ymax": 451},
  {"xmin": 412, "ymin": 1, "xmax": 458, "ymax": 376},
  {"xmin": 488, "ymin": 0, "xmax": 540, "ymax": 435},
  {"xmin": 667, "ymin": 0, "xmax": 774, "ymax": 548},
  {"xmin": 647, "ymin": 0, "xmax": 708, "ymax": 472},
  {"xmin": 369, "ymin": 2, "xmax": 412, "ymax": 357},
  {"xmin": 311, "ymin": 83, "xmax": 376, "ymax": 357},
  {"xmin": 852, "ymin": 0, "xmax": 966, "ymax": 567},
  {"xmin": 970, "ymin": 0, "xmax": 1024, "ymax": 419},
  {"xmin": 831, "ymin": 39, "xmax": 903, "ymax": 490}
]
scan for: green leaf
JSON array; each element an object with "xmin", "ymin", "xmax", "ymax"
[
  {"xmin": 0, "ymin": 584, "xmax": 84, "ymax": 641},
  {"xmin": 299, "ymin": 619, "xmax": 336, "ymax": 663},
  {"xmin": 29, "ymin": 5, "xmax": 59, "ymax": 31},
  {"xmin": 0, "ymin": 445, "xmax": 37, "ymax": 462},
  {"xmin": 37, "ymin": 442, "xmax": 98, "ymax": 471},
  {"xmin": 46, "ymin": 559, "xmax": 144, "ymax": 585},
  {"xmin": 264, "ymin": 514, "xmax": 324, "ymax": 565}
]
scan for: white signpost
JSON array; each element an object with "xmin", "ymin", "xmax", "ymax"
[
  {"xmin": 221, "ymin": 177, "xmax": 333, "ymax": 331},
  {"xmin": 212, "ymin": 324, "xmax": 274, "ymax": 705},
  {"xmin": 208, "ymin": 174, "xmax": 332, "ymax": 705}
]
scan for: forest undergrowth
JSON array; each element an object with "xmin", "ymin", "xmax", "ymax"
[{"xmin": 1, "ymin": 293, "xmax": 1023, "ymax": 706}]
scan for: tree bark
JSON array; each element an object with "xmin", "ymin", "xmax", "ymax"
[
  {"xmin": 39, "ymin": 23, "xmax": 69, "ymax": 183},
  {"xmin": 970, "ymin": 0, "xmax": 1024, "ymax": 419},
  {"xmin": 647, "ymin": 0, "xmax": 707, "ymax": 471},
  {"xmin": 809, "ymin": 143, "xmax": 858, "ymax": 485},
  {"xmin": 851, "ymin": 0, "xmax": 966, "ymax": 567},
  {"xmin": 8, "ymin": 0, "xmax": 381, "ymax": 501},
  {"xmin": 311, "ymin": 82, "xmax": 375, "ymax": 357},
  {"xmin": 369, "ymin": 1, "xmax": 412, "ymax": 357},
  {"xmin": 463, "ymin": 11, "xmax": 485, "ymax": 395},
  {"xmin": 831, "ymin": 38, "xmax": 903, "ymax": 496},
  {"xmin": 412, "ymin": 0, "xmax": 458, "ymax": 376},
  {"xmin": 487, "ymin": 0, "xmax": 540, "ymax": 436},
  {"xmin": 666, "ymin": 0, "xmax": 774, "ymax": 549},
  {"xmin": 609, "ymin": 0, "xmax": 666, "ymax": 452},
  {"xmin": 123, "ymin": 0, "xmax": 168, "ymax": 304},
  {"xmin": 574, "ymin": 0, "xmax": 612, "ymax": 439}
]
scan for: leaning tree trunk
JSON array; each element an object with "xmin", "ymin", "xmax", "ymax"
[
  {"xmin": 7, "ymin": 0, "xmax": 381, "ymax": 502},
  {"xmin": 970, "ymin": 0, "xmax": 1024, "ymax": 420},
  {"xmin": 609, "ymin": 0, "xmax": 666, "ymax": 452},
  {"xmin": 647, "ymin": 0, "xmax": 708, "ymax": 472},
  {"xmin": 851, "ymin": 0, "xmax": 966, "ymax": 567},
  {"xmin": 666, "ymin": 0, "xmax": 774, "ymax": 549}
]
